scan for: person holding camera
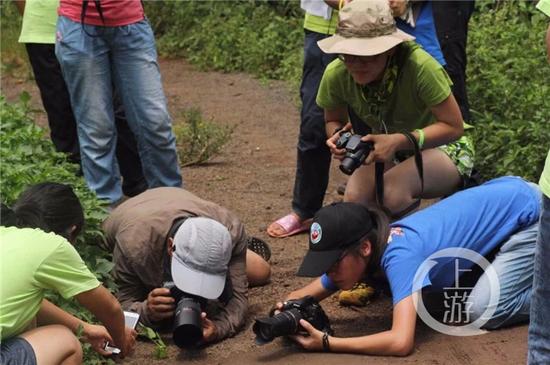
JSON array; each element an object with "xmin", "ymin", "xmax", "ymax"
[
  {"xmin": 271, "ymin": 177, "xmax": 540, "ymax": 356},
  {"xmin": 0, "ymin": 183, "xmax": 136, "ymax": 364},
  {"xmin": 102, "ymin": 187, "xmax": 271, "ymax": 345},
  {"xmin": 317, "ymin": 0, "xmax": 474, "ymax": 218}
]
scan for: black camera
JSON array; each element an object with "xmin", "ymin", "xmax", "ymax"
[
  {"xmin": 163, "ymin": 281, "xmax": 205, "ymax": 348},
  {"xmin": 253, "ymin": 296, "xmax": 332, "ymax": 344},
  {"xmin": 335, "ymin": 131, "xmax": 374, "ymax": 175}
]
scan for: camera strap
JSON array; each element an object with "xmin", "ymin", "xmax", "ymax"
[{"xmin": 375, "ymin": 131, "xmax": 424, "ymax": 219}]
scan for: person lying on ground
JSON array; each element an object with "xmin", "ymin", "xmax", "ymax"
[
  {"xmin": 102, "ymin": 187, "xmax": 271, "ymax": 344},
  {"xmin": 274, "ymin": 176, "xmax": 540, "ymax": 356},
  {"xmin": 0, "ymin": 182, "xmax": 136, "ymax": 365}
]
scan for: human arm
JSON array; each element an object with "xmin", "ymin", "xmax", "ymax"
[
  {"xmin": 324, "ymin": 108, "xmax": 353, "ymax": 160},
  {"xmin": 291, "ymin": 294, "xmax": 417, "ymax": 356},
  {"xmin": 76, "ymin": 286, "xmax": 136, "ymax": 358},
  {"xmin": 286, "ymin": 277, "xmax": 336, "ymax": 302},
  {"xmin": 363, "ymin": 94, "xmax": 463, "ymax": 164},
  {"xmin": 36, "ymin": 299, "xmax": 112, "ymax": 356}
]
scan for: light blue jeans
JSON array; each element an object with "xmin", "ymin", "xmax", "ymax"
[
  {"xmin": 528, "ymin": 194, "xmax": 550, "ymax": 364},
  {"xmin": 55, "ymin": 16, "xmax": 182, "ymax": 203},
  {"xmin": 468, "ymin": 183, "xmax": 542, "ymax": 330}
]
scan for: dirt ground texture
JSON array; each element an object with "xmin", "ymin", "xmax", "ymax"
[{"xmin": 2, "ymin": 58, "xmax": 529, "ymax": 365}]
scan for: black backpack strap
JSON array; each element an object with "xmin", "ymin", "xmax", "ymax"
[
  {"xmin": 374, "ymin": 131, "xmax": 424, "ymax": 219},
  {"xmin": 81, "ymin": 0, "xmax": 106, "ymax": 37}
]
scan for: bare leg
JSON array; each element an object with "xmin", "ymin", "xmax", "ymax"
[
  {"xmin": 344, "ymin": 148, "xmax": 461, "ymax": 214},
  {"xmin": 246, "ymin": 249, "xmax": 271, "ymax": 287},
  {"xmin": 21, "ymin": 325, "xmax": 83, "ymax": 365}
]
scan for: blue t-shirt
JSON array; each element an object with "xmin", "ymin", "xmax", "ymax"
[
  {"xmin": 321, "ymin": 177, "xmax": 540, "ymax": 305},
  {"xmin": 396, "ymin": 2, "xmax": 446, "ymax": 66}
]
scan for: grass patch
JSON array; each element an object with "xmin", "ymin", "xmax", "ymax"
[{"xmin": 174, "ymin": 107, "xmax": 233, "ymax": 166}]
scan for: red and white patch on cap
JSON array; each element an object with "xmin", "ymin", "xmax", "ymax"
[{"xmin": 310, "ymin": 222, "xmax": 322, "ymax": 244}]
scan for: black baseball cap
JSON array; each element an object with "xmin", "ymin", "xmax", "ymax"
[{"xmin": 297, "ymin": 202, "xmax": 375, "ymax": 277}]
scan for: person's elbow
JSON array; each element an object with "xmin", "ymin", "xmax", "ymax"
[{"xmin": 389, "ymin": 337, "xmax": 414, "ymax": 357}]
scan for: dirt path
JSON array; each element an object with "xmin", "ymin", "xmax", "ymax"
[{"xmin": 2, "ymin": 59, "xmax": 528, "ymax": 365}]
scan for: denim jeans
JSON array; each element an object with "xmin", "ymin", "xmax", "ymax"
[
  {"xmin": 528, "ymin": 194, "xmax": 550, "ymax": 364},
  {"xmin": 56, "ymin": 16, "xmax": 182, "ymax": 203},
  {"xmin": 468, "ymin": 184, "xmax": 542, "ymax": 330}
]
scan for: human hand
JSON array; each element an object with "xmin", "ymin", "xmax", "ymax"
[
  {"xmin": 146, "ymin": 288, "xmax": 175, "ymax": 322},
  {"xmin": 362, "ymin": 133, "xmax": 406, "ymax": 164},
  {"xmin": 289, "ymin": 319, "xmax": 326, "ymax": 352},
  {"xmin": 119, "ymin": 326, "xmax": 137, "ymax": 358},
  {"xmin": 201, "ymin": 312, "xmax": 218, "ymax": 343},
  {"xmin": 326, "ymin": 132, "xmax": 348, "ymax": 161},
  {"xmin": 81, "ymin": 323, "xmax": 113, "ymax": 356}
]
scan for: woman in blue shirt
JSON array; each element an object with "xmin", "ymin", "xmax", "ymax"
[{"xmin": 276, "ymin": 177, "xmax": 540, "ymax": 356}]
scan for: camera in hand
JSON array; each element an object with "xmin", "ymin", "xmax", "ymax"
[
  {"xmin": 335, "ymin": 131, "xmax": 374, "ymax": 175},
  {"xmin": 164, "ymin": 281, "xmax": 204, "ymax": 348},
  {"xmin": 253, "ymin": 296, "xmax": 332, "ymax": 344}
]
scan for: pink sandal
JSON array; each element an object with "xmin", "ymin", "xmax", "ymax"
[{"xmin": 267, "ymin": 213, "xmax": 312, "ymax": 238}]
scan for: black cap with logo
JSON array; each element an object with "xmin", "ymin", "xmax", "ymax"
[{"xmin": 297, "ymin": 202, "xmax": 375, "ymax": 277}]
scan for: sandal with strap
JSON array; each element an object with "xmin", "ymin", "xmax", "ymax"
[
  {"xmin": 247, "ymin": 236, "xmax": 272, "ymax": 262},
  {"xmin": 267, "ymin": 213, "xmax": 312, "ymax": 238}
]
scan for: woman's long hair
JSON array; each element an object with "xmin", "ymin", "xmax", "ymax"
[
  {"xmin": 364, "ymin": 207, "xmax": 390, "ymax": 275},
  {"xmin": 1, "ymin": 182, "xmax": 84, "ymax": 241}
]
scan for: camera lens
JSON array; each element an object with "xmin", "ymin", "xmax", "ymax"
[
  {"xmin": 173, "ymin": 297, "xmax": 203, "ymax": 348},
  {"xmin": 340, "ymin": 156, "xmax": 359, "ymax": 175},
  {"xmin": 252, "ymin": 308, "xmax": 302, "ymax": 342}
]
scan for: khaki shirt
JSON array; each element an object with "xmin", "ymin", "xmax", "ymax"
[{"xmin": 103, "ymin": 188, "xmax": 248, "ymax": 341}]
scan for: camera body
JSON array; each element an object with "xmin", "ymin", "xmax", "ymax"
[
  {"xmin": 253, "ymin": 296, "xmax": 332, "ymax": 344},
  {"xmin": 163, "ymin": 281, "xmax": 205, "ymax": 348},
  {"xmin": 335, "ymin": 131, "xmax": 374, "ymax": 175}
]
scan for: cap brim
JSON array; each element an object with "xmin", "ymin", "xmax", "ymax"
[
  {"xmin": 318, "ymin": 30, "xmax": 415, "ymax": 56},
  {"xmin": 296, "ymin": 248, "xmax": 345, "ymax": 277},
  {"xmin": 171, "ymin": 258, "xmax": 226, "ymax": 300}
]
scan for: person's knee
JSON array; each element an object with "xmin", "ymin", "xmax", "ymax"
[
  {"xmin": 246, "ymin": 250, "xmax": 271, "ymax": 287},
  {"xmin": 22, "ymin": 325, "xmax": 83, "ymax": 365}
]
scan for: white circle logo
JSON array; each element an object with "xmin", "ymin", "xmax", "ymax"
[
  {"xmin": 412, "ymin": 247, "xmax": 500, "ymax": 336},
  {"xmin": 310, "ymin": 223, "xmax": 322, "ymax": 244}
]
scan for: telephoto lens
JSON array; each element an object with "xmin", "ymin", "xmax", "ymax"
[
  {"xmin": 253, "ymin": 296, "xmax": 332, "ymax": 345},
  {"xmin": 164, "ymin": 281, "xmax": 204, "ymax": 348},
  {"xmin": 253, "ymin": 308, "xmax": 303, "ymax": 343},
  {"xmin": 172, "ymin": 297, "xmax": 203, "ymax": 348}
]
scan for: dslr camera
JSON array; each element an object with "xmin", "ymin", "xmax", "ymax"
[
  {"xmin": 253, "ymin": 296, "xmax": 332, "ymax": 344},
  {"xmin": 164, "ymin": 281, "xmax": 206, "ymax": 348},
  {"xmin": 335, "ymin": 131, "xmax": 374, "ymax": 175}
]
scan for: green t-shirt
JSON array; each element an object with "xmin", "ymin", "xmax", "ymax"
[
  {"xmin": 303, "ymin": 11, "xmax": 338, "ymax": 35},
  {"xmin": 18, "ymin": 0, "xmax": 59, "ymax": 44},
  {"xmin": 0, "ymin": 227, "xmax": 100, "ymax": 340},
  {"xmin": 539, "ymin": 150, "xmax": 550, "ymax": 198},
  {"xmin": 537, "ymin": 0, "xmax": 550, "ymax": 17},
  {"xmin": 317, "ymin": 42, "xmax": 453, "ymax": 133}
]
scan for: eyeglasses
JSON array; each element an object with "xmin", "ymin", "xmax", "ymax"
[{"xmin": 338, "ymin": 54, "xmax": 381, "ymax": 64}]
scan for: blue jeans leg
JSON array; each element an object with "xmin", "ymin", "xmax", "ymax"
[
  {"xmin": 528, "ymin": 194, "xmax": 550, "ymax": 364},
  {"xmin": 468, "ymin": 222, "xmax": 539, "ymax": 330},
  {"xmin": 55, "ymin": 16, "xmax": 122, "ymax": 203},
  {"xmin": 110, "ymin": 19, "xmax": 182, "ymax": 189}
]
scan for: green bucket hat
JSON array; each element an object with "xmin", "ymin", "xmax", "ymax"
[{"xmin": 318, "ymin": 0, "xmax": 415, "ymax": 56}]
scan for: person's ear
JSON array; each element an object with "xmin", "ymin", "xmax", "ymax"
[
  {"xmin": 167, "ymin": 237, "xmax": 174, "ymax": 257},
  {"xmin": 67, "ymin": 225, "xmax": 78, "ymax": 244},
  {"xmin": 360, "ymin": 239, "xmax": 372, "ymax": 257}
]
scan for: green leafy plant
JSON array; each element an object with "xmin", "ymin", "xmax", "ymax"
[
  {"xmin": 138, "ymin": 324, "xmax": 168, "ymax": 360},
  {"xmin": 0, "ymin": 95, "xmax": 114, "ymax": 364},
  {"xmin": 174, "ymin": 107, "xmax": 232, "ymax": 166}
]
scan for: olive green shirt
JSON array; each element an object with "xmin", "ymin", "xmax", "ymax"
[{"xmin": 317, "ymin": 41, "xmax": 453, "ymax": 133}]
